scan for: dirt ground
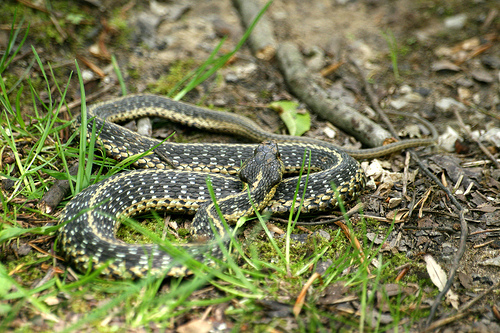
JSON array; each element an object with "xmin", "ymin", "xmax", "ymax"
[{"xmin": 2, "ymin": 0, "xmax": 500, "ymax": 331}]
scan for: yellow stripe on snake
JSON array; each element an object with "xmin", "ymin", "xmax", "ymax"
[{"xmin": 59, "ymin": 94, "xmax": 434, "ymax": 279}]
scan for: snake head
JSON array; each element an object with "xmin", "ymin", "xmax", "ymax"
[{"xmin": 239, "ymin": 141, "xmax": 285, "ymax": 189}]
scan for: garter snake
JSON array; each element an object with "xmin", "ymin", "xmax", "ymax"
[{"xmin": 59, "ymin": 94, "xmax": 436, "ymax": 278}]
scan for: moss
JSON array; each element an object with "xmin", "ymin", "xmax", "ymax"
[
  {"xmin": 259, "ymin": 89, "xmax": 272, "ymax": 100},
  {"xmin": 108, "ymin": 8, "xmax": 134, "ymax": 48},
  {"xmin": 0, "ymin": 2, "xmax": 30, "ymax": 25},
  {"xmin": 177, "ymin": 228, "xmax": 190, "ymax": 237},
  {"xmin": 116, "ymin": 216, "xmax": 188, "ymax": 245},
  {"xmin": 147, "ymin": 59, "xmax": 196, "ymax": 96},
  {"xmin": 5, "ymin": 251, "xmax": 48, "ymax": 283},
  {"xmin": 127, "ymin": 67, "xmax": 140, "ymax": 80}
]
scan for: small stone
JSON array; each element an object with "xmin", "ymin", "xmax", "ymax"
[
  {"xmin": 399, "ymin": 84, "xmax": 412, "ymax": 94},
  {"xmin": 314, "ymin": 230, "xmax": 331, "ymax": 241},
  {"xmin": 415, "ymin": 87, "xmax": 431, "ymax": 97},
  {"xmin": 235, "ymin": 63, "xmax": 258, "ymax": 79},
  {"xmin": 323, "ymin": 126, "xmax": 336, "ymax": 139},
  {"xmin": 457, "ymin": 87, "xmax": 472, "ymax": 100},
  {"xmin": 213, "ymin": 19, "xmax": 235, "ymax": 38},
  {"xmin": 399, "ymin": 124, "xmax": 422, "ymax": 138},
  {"xmin": 404, "ymin": 92, "xmax": 424, "ymax": 103},
  {"xmin": 444, "ymin": 13, "xmax": 467, "ymax": 30},
  {"xmin": 438, "ymin": 126, "xmax": 462, "ymax": 152},
  {"xmin": 81, "ymin": 70, "xmax": 94, "ymax": 81},
  {"xmin": 481, "ymin": 55, "xmax": 500, "ymax": 69},
  {"xmin": 456, "ymin": 77, "xmax": 474, "ymax": 87},
  {"xmin": 225, "ymin": 73, "xmax": 238, "ymax": 83},
  {"xmin": 472, "ymin": 93, "xmax": 481, "ymax": 105},
  {"xmin": 481, "ymin": 128, "xmax": 500, "ymax": 148},
  {"xmin": 471, "ymin": 69, "xmax": 494, "ymax": 83},
  {"xmin": 390, "ymin": 98, "xmax": 408, "ymax": 110},
  {"xmin": 137, "ymin": 117, "xmax": 152, "ymax": 137},
  {"xmin": 11, "ymin": 242, "xmax": 32, "ymax": 256},
  {"xmin": 461, "ymin": 37, "xmax": 480, "ymax": 51},
  {"xmin": 435, "ymin": 97, "xmax": 466, "ymax": 112},
  {"xmin": 431, "ymin": 60, "xmax": 461, "ymax": 72}
]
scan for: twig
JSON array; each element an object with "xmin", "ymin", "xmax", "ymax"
[
  {"xmin": 276, "ymin": 42, "xmax": 392, "ymax": 147},
  {"xmin": 459, "ymin": 280, "xmax": 500, "ymax": 312},
  {"xmin": 420, "ymin": 312, "xmax": 468, "ymax": 333},
  {"xmin": 411, "ymin": 151, "xmax": 468, "ymax": 326},
  {"xmin": 420, "ymin": 280, "xmax": 500, "ymax": 333},
  {"xmin": 355, "ymin": 59, "xmax": 468, "ymax": 325},
  {"xmin": 232, "ymin": 0, "xmax": 394, "ymax": 147},
  {"xmin": 38, "ymin": 162, "xmax": 79, "ymax": 214},
  {"xmin": 76, "ymin": 55, "xmax": 106, "ymax": 78},
  {"xmin": 16, "ymin": 0, "xmax": 50, "ymax": 14},
  {"xmin": 453, "ymin": 108, "xmax": 500, "ymax": 169},
  {"xmin": 402, "ymin": 151, "xmax": 410, "ymax": 198},
  {"xmin": 232, "ymin": 0, "xmax": 276, "ymax": 60},
  {"xmin": 351, "ymin": 58, "xmax": 399, "ymax": 136}
]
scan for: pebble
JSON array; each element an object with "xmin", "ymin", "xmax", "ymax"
[
  {"xmin": 431, "ymin": 60, "xmax": 461, "ymax": 72},
  {"xmin": 471, "ymin": 69, "xmax": 494, "ymax": 83},
  {"xmin": 388, "ymin": 197, "xmax": 402, "ymax": 209},
  {"xmin": 481, "ymin": 128, "xmax": 500, "ymax": 148},
  {"xmin": 405, "ymin": 92, "xmax": 424, "ymax": 103},
  {"xmin": 136, "ymin": 12, "xmax": 161, "ymax": 49},
  {"xmin": 456, "ymin": 77, "xmax": 474, "ymax": 87},
  {"xmin": 444, "ymin": 13, "xmax": 467, "ymax": 30},
  {"xmin": 390, "ymin": 98, "xmax": 408, "ymax": 110},
  {"xmin": 314, "ymin": 230, "xmax": 331, "ymax": 241},
  {"xmin": 435, "ymin": 97, "xmax": 466, "ymax": 112},
  {"xmin": 399, "ymin": 84, "xmax": 412, "ymax": 94},
  {"xmin": 481, "ymin": 55, "xmax": 500, "ymax": 69},
  {"xmin": 322, "ymin": 126, "xmax": 336, "ymax": 139},
  {"xmin": 225, "ymin": 73, "xmax": 238, "ymax": 83},
  {"xmin": 457, "ymin": 87, "xmax": 472, "ymax": 100},
  {"xmin": 438, "ymin": 126, "xmax": 461, "ymax": 152},
  {"xmin": 415, "ymin": 87, "xmax": 431, "ymax": 97},
  {"xmin": 389, "ymin": 90, "xmax": 423, "ymax": 110},
  {"xmin": 81, "ymin": 70, "xmax": 94, "ymax": 81}
]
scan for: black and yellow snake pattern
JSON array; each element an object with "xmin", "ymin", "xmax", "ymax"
[{"xmin": 58, "ymin": 94, "xmax": 433, "ymax": 278}]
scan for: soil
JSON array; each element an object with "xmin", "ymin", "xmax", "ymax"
[{"xmin": 2, "ymin": 0, "xmax": 500, "ymax": 331}]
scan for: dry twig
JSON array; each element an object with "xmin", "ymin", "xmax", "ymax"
[{"xmin": 453, "ymin": 108, "xmax": 500, "ymax": 169}]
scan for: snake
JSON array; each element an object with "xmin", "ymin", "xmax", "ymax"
[{"xmin": 58, "ymin": 94, "xmax": 436, "ymax": 279}]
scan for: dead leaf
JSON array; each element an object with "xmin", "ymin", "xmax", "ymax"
[
  {"xmin": 474, "ymin": 204, "xmax": 499, "ymax": 213},
  {"xmin": 294, "ymin": 272, "xmax": 321, "ymax": 316},
  {"xmin": 176, "ymin": 319, "xmax": 213, "ymax": 333},
  {"xmin": 385, "ymin": 209, "xmax": 408, "ymax": 223},
  {"xmin": 429, "ymin": 155, "xmax": 479, "ymax": 190},
  {"xmin": 457, "ymin": 271, "xmax": 473, "ymax": 289},
  {"xmin": 423, "ymin": 254, "xmax": 459, "ymax": 309}
]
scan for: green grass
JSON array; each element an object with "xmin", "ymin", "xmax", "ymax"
[
  {"xmin": 0, "ymin": 6, "xmax": 430, "ymax": 332},
  {"xmin": 381, "ymin": 30, "xmax": 400, "ymax": 82}
]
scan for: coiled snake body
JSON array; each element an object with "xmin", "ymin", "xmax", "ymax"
[{"xmin": 59, "ymin": 94, "xmax": 431, "ymax": 278}]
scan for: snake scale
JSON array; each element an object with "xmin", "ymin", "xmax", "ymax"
[{"xmin": 58, "ymin": 94, "xmax": 435, "ymax": 278}]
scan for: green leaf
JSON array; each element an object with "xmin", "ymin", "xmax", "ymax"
[{"xmin": 269, "ymin": 101, "xmax": 310, "ymax": 136}]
